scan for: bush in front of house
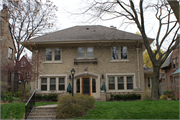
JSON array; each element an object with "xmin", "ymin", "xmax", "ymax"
[
  {"xmin": 56, "ymin": 93, "xmax": 95, "ymax": 119},
  {"xmin": 110, "ymin": 93, "xmax": 141, "ymax": 101},
  {"xmin": 163, "ymin": 90, "xmax": 174, "ymax": 98},
  {"xmin": 160, "ymin": 95, "xmax": 168, "ymax": 100},
  {"xmin": 35, "ymin": 94, "xmax": 58, "ymax": 101}
]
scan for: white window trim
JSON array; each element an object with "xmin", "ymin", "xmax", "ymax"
[
  {"xmin": 44, "ymin": 48, "xmax": 63, "ymax": 63},
  {"xmin": 77, "ymin": 47, "xmax": 94, "ymax": 59},
  {"xmin": 38, "ymin": 74, "xmax": 67, "ymax": 93},
  {"xmin": 110, "ymin": 46, "xmax": 129, "ymax": 62},
  {"xmin": 8, "ymin": 47, "xmax": 13, "ymax": 59},
  {"xmin": 106, "ymin": 73, "xmax": 136, "ymax": 92}
]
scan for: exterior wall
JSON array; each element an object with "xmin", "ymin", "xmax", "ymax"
[
  {"xmin": 161, "ymin": 48, "xmax": 179, "ymax": 98},
  {"xmin": 0, "ymin": 9, "xmax": 15, "ymax": 92},
  {"xmin": 31, "ymin": 42, "xmax": 145, "ymax": 100}
]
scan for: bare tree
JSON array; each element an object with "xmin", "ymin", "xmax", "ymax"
[
  {"xmin": 1, "ymin": 0, "xmax": 58, "ymax": 62},
  {"xmin": 82, "ymin": 0, "xmax": 179, "ymax": 100}
]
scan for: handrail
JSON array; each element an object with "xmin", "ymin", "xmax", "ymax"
[{"xmin": 25, "ymin": 90, "xmax": 36, "ymax": 119}]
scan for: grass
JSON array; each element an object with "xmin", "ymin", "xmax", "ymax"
[
  {"xmin": 75, "ymin": 100, "xmax": 179, "ymax": 119},
  {"xmin": 1, "ymin": 102, "xmax": 57, "ymax": 119}
]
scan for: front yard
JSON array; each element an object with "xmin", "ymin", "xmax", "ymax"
[{"xmin": 1, "ymin": 100, "xmax": 179, "ymax": 119}]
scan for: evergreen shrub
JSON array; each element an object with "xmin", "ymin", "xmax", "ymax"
[{"xmin": 56, "ymin": 93, "xmax": 95, "ymax": 119}]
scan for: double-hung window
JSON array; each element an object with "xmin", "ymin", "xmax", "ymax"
[
  {"xmin": 50, "ymin": 78, "xmax": 56, "ymax": 91},
  {"xmin": 112, "ymin": 47, "xmax": 118, "ymax": 59},
  {"xmin": 55, "ymin": 48, "xmax": 61, "ymax": 60},
  {"xmin": 46, "ymin": 48, "xmax": 52, "ymax": 61},
  {"xmin": 118, "ymin": 77, "xmax": 124, "ymax": 90},
  {"xmin": 121, "ymin": 46, "xmax": 127, "ymax": 59},
  {"xmin": 8, "ymin": 47, "xmax": 13, "ymax": 59},
  {"xmin": 59, "ymin": 78, "xmax": 65, "ymax": 90},
  {"xmin": 41, "ymin": 78, "xmax": 47, "ymax": 91},
  {"xmin": 78, "ymin": 47, "xmax": 93, "ymax": 58},
  {"xmin": 109, "ymin": 77, "xmax": 115, "ymax": 90},
  {"xmin": 127, "ymin": 76, "xmax": 133, "ymax": 89}
]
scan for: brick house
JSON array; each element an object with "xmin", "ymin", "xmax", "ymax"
[
  {"xmin": 0, "ymin": 6, "xmax": 16, "ymax": 92},
  {"xmin": 18, "ymin": 55, "xmax": 32, "ymax": 84},
  {"xmin": 23, "ymin": 25, "xmax": 153, "ymax": 101},
  {"xmin": 160, "ymin": 47, "xmax": 179, "ymax": 98}
]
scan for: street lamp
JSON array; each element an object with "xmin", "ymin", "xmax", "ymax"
[{"xmin": 71, "ymin": 68, "xmax": 75, "ymax": 96}]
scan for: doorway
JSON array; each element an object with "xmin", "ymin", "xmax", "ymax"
[{"xmin": 82, "ymin": 77, "xmax": 91, "ymax": 96}]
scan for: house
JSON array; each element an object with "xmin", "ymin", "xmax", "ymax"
[
  {"xmin": 160, "ymin": 47, "xmax": 179, "ymax": 98},
  {"xmin": 0, "ymin": 5, "xmax": 16, "ymax": 92},
  {"xmin": 18, "ymin": 55, "xmax": 32, "ymax": 84},
  {"xmin": 23, "ymin": 25, "xmax": 153, "ymax": 101}
]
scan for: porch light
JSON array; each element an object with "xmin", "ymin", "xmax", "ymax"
[{"xmin": 71, "ymin": 68, "xmax": 75, "ymax": 96}]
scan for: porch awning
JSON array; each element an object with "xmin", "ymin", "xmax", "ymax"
[{"xmin": 172, "ymin": 67, "xmax": 180, "ymax": 75}]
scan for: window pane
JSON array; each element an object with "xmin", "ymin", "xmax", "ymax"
[
  {"xmin": 87, "ymin": 52, "xmax": 93, "ymax": 57},
  {"xmin": 121, "ymin": 46, "xmax": 127, "ymax": 59},
  {"xmin": 46, "ymin": 48, "xmax": 52, "ymax": 60},
  {"xmin": 50, "ymin": 78, "xmax": 56, "ymax": 84},
  {"xmin": 41, "ymin": 85, "xmax": 47, "ymax": 91},
  {"xmin": 87, "ymin": 47, "xmax": 93, "ymax": 52},
  {"xmin": 78, "ymin": 53, "xmax": 84, "ymax": 57},
  {"xmin": 109, "ymin": 77, "xmax": 115, "ymax": 83},
  {"xmin": 112, "ymin": 47, "xmax": 118, "ymax": 59},
  {"xmin": 118, "ymin": 84, "xmax": 124, "ymax": 90},
  {"xmin": 92, "ymin": 78, "xmax": 96, "ymax": 93},
  {"xmin": 109, "ymin": 84, "xmax": 115, "ymax": 90},
  {"xmin": 118, "ymin": 77, "xmax": 124, "ymax": 83},
  {"xmin": 59, "ymin": 78, "xmax": 64, "ymax": 83},
  {"xmin": 55, "ymin": 48, "xmax": 61, "ymax": 60},
  {"xmin": 78, "ymin": 47, "xmax": 84, "ymax": 52},
  {"xmin": 176, "ymin": 58, "xmax": 178, "ymax": 66},
  {"xmin": 8, "ymin": 47, "xmax": 13, "ymax": 59},
  {"xmin": 76, "ymin": 79, "xmax": 80, "ymax": 93},
  {"xmin": 127, "ymin": 76, "xmax": 133, "ymax": 83},
  {"xmin": 127, "ymin": 83, "xmax": 133, "ymax": 89},
  {"xmin": 59, "ymin": 85, "xmax": 65, "ymax": 90},
  {"xmin": 173, "ymin": 59, "xmax": 175, "ymax": 69},
  {"xmin": 50, "ymin": 85, "xmax": 56, "ymax": 90},
  {"xmin": 41, "ymin": 78, "xmax": 47, "ymax": 84}
]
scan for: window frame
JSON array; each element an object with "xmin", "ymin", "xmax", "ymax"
[
  {"xmin": 41, "ymin": 78, "xmax": 47, "ymax": 91},
  {"xmin": 50, "ymin": 78, "xmax": 56, "ymax": 91},
  {"xmin": 8, "ymin": 47, "xmax": 13, "ymax": 59},
  {"xmin": 127, "ymin": 76, "xmax": 133, "ymax": 90},
  {"xmin": 45, "ymin": 48, "xmax": 62, "ymax": 61},
  {"xmin": 46, "ymin": 48, "xmax": 52, "ymax": 61},
  {"xmin": 176, "ymin": 57, "xmax": 178, "ymax": 67},
  {"xmin": 111, "ymin": 46, "xmax": 128, "ymax": 60},
  {"xmin": 121, "ymin": 46, "xmax": 127, "ymax": 59},
  {"xmin": 78, "ymin": 47, "xmax": 94, "ymax": 58},
  {"xmin": 172, "ymin": 59, "xmax": 176, "ymax": 69},
  {"xmin": 108, "ymin": 76, "xmax": 115, "ymax": 90},
  {"xmin": 54, "ymin": 48, "xmax": 61, "ymax": 61},
  {"xmin": 147, "ymin": 77, "xmax": 151, "ymax": 87},
  {"xmin": 59, "ymin": 77, "xmax": 65, "ymax": 91},
  {"xmin": 117, "ymin": 76, "xmax": 124, "ymax": 90},
  {"xmin": 112, "ymin": 46, "xmax": 119, "ymax": 60}
]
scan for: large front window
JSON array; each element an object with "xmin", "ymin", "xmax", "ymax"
[
  {"xmin": 41, "ymin": 78, "xmax": 47, "ymax": 91},
  {"xmin": 50, "ymin": 78, "xmax": 56, "ymax": 91},
  {"xmin": 109, "ymin": 77, "xmax": 115, "ymax": 90},
  {"xmin": 118, "ymin": 77, "xmax": 124, "ymax": 90},
  {"xmin": 59, "ymin": 78, "xmax": 65, "ymax": 90}
]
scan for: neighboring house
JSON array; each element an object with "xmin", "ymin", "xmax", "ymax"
[
  {"xmin": 160, "ymin": 47, "xmax": 179, "ymax": 98},
  {"xmin": 18, "ymin": 55, "xmax": 32, "ymax": 84},
  {"xmin": 0, "ymin": 6, "xmax": 16, "ymax": 92},
  {"xmin": 23, "ymin": 25, "xmax": 153, "ymax": 101}
]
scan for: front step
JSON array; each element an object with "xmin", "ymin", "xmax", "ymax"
[
  {"xmin": 27, "ymin": 105, "xmax": 57, "ymax": 119},
  {"xmin": 95, "ymin": 98, "xmax": 103, "ymax": 101}
]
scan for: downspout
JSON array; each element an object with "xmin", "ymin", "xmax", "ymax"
[{"xmin": 136, "ymin": 48, "xmax": 141, "ymax": 88}]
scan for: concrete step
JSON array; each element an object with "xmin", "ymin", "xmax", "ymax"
[
  {"xmin": 27, "ymin": 105, "xmax": 57, "ymax": 119},
  {"xmin": 95, "ymin": 98, "xmax": 102, "ymax": 101}
]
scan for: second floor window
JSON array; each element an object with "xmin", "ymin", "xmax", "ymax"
[
  {"xmin": 78, "ymin": 47, "xmax": 93, "ymax": 58},
  {"xmin": 8, "ymin": 47, "xmax": 13, "ymax": 59},
  {"xmin": 46, "ymin": 48, "xmax": 52, "ymax": 61},
  {"xmin": 112, "ymin": 47, "xmax": 118, "ymax": 59},
  {"xmin": 21, "ymin": 61, "xmax": 26, "ymax": 67},
  {"xmin": 176, "ymin": 57, "xmax": 178, "ymax": 67},
  {"xmin": 111, "ymin": 46, "xmax": 127, "ymax": 60},
  {"xmin": 121, "ymin": 46, "xmax": 127, "ymax": 59},
  {"xmin": 46, "ymin": 48, "xmax": 61, "ymax": 61}
]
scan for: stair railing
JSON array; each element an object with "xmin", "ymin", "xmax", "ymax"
[{"xmin": 25, "ymin": 90, "xmax": 36, "ymax": 119}]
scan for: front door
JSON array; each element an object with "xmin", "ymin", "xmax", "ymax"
[{"xmin": 82, "ymin": 77, "xmax": 91, "ymax": 96}]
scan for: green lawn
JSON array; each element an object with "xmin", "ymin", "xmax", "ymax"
[
  {"xmin": 1, "ymin": 102, "xmax": 57, "ymax": 119},
  {"xmin": 1, "ymin": 100, "xmax": 179, "ymax": 119},
  {"xmin": 75, "ymin": 100, "xmax": 179, "ymax": 119}
]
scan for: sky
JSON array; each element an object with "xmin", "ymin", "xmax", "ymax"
[{"xmin": 1, "ymin": 0, "xmax": 179, "ymax": 58}]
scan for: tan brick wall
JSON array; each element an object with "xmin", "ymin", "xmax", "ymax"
[{"xmin": 31, "ymin": 42, "xmax": 145, "ymax": 98}]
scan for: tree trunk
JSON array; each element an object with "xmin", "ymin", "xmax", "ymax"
[
  {"xmin": 151, "ymin": 65, "xmax": 160, "ymax": 100},
  {"xmin": 23, "ymin": 82, "xmax": 26, "ymax": 100}
]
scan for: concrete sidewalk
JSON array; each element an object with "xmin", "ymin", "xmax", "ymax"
[{"xmin": 36, "ymin": 104, "xmax": 57, "ymax": 108}]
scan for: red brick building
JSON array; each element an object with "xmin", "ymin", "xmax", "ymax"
[{"xmin": 160, "ymin": 47, "xmax": 179, "ymax": 98}]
